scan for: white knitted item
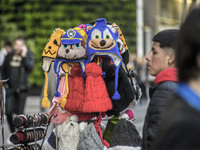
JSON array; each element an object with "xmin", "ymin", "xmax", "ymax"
[
  {"xmin": 77, "ymin": 123, "xmax": 105, "ymax": 150},
  {"xmin": 109, "ymin": 146, "xmax": 141, "ymax": 150},
  {"xmin": 59, "ymin": 115, "xmax": 87, "ymax": 150}
]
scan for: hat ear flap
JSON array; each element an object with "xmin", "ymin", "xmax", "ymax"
[{"xmin": 85, "ymin": 24, "xmax": 93, "ymax": 33}]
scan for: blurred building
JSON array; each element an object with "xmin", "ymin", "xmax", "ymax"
[{"xmin": 138, "ymin": 0, "xmax": 200, "ymax": 57}]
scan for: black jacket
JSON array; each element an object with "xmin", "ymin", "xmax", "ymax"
[
  {"xmin": 142, "ymin": 81, "xmax": 177, "ymax": 150},
  {"xmin": 152, "ymin": 94, "xmax": 200, "ymax": 150},
  {"xmin": 2, "ymin": 49, "xmax": 34, "ymax": 91}
]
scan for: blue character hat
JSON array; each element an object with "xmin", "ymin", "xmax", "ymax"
[
  {"xmin": 61, "ymin": 29, "xmax": 82, "ymax": 45},
  {"xmin": 85, "ymin": 18, "xmax": 123, "ymax": 100}
]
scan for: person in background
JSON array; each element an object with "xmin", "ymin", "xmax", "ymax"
[
  {"xmin": 2, "ymin": 37, "xmax": 34, "ymax": 133},
  {"xmin": 142, "ymin": 29, "xmax": 179, "ymax": 150},
  {"xmin": 152, "ymin": 6, "xmax": 200, "ymax": 150},
  {"xmin": 0, "ymin": 40, "xmax": 12, "ymax": 75}
]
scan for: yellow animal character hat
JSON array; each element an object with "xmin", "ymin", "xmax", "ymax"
[
  {"xmin": 41, "ymin": 28, "xmax": 65, "ymax": 108},
  {"xmin": 112, "ymin": 23, "xmax": 129, "ymax": 65}
]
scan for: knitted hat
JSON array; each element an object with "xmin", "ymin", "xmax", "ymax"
[
  {"xmin": 152, "ymin": 29, "xmax": 179, "ymax": 49},
  {"xmin": 85, "ymin": 18, "xmax": 122, "ymax": 100},
  {"xmin": 107, "ymin": 23, "xmax": 130, "ymax": 67},
  {"xmin": 59, "ymin": 115, "xmax": 81, "ymax": 150},
  {"xmin": 77, "ymin": 123, "xmax": 105, "ymax": 150},
  {"xmin": 105, "ymin": 65, "xmax": 135, "ymax": 116},
  {"xmin": 64, "ymin": 65, "xmax": 85, "ymax": 111},
  {"xmin": 48, "ymin": 76, "xmax": 71, "ymax": 124},
  {"xmin": 103, "ymin": 115, "xmax": 119, "ymax": 144},
  {"xmin": 82, "ymin": 62, "xmax": 113, "ymax": 113},
  {"xmin": 53, "ymin": 27, "xmax": 87, "ymax": 102},
  {"xmin": 41, "ymin": 28, "xmax": 65, "ymax": 108},
  {"xmin": 110, "ymin": 119, "xmax": 142, "ymax": 147},
  {"xmin": 103, "ymin": 110, "xmax": 135, "ymax": 143},
  {"xmin": 42, "ymin": 132, "xmax": 57, "ymax": 150}
]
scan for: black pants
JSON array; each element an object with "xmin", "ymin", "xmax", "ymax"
[{"xmin": 5, "ymin": 89, "xmax": 27, "ymax": 133}]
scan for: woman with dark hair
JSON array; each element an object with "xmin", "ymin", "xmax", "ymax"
[{"xmin": 152, "ymin": 6, "xmax": 200, "ymax": 150}]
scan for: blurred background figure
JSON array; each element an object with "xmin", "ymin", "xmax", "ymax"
[
  {"xmin": 2, "ymin": 37, "xmax": 34, "ymax": 133},
  {"xmin": 136, "ymin": 57, "xmax": 148, "ymax": 104},
  {"xmin": 152, "ymin": 6, "xmax": 200, "ymax": 150},
  {"xmin": 128, "ymin": 53, "xmax": 148, "ymax": 104},
  {"xmin": 0, "ymin": 39, "xmax": 12, "ymax": 76}
]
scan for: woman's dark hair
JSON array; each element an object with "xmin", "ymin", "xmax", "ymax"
[{"xmin": 176, "ymin": 6, "xmax": 200, "ymax": 82}]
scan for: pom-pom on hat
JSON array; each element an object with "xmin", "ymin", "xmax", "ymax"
[{"xmin": 85, "ymin": 18, "xmax": 122, "ymax": 100}]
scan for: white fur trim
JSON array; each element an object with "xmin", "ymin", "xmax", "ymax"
[
  {"xmin": 119, "ymin": 113, "xmax": 129, "ymax": 120},
  {"xmin": 79, "ymin": 122, "xmax": 88, "ymax": 132},
  {"xmin": 109, "ymin": 146, "xmax": 141, "ymax": 150}
]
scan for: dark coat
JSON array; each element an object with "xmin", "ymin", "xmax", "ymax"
[
  {"xmin": 142, "ymin": 81, "xmax": 177, "ymax": 150},
  {"xmin": 2, "ymin": 49, "xmax": 34, "ymax": 91},
  {"xmin": 152, "ymin": 94, "xmax": 200, "ymax": 150}
]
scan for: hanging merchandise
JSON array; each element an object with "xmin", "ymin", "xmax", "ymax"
[
  {"xmin": 82, "ymin": 62, "xmax": 113, "ymax": 113},
  {"xmin": 59, "ymin": 115, "xmax": 87, "ymax": 150},
  {"xmin": 8, "ymin": 143, "xmax": 41, "ymax": 150},
  {"xmin": 77, "ymin": 123, "xmax": 106, "ymax": 150},
  {"xmin": 13, "ymin": 113, "xmax": 50, "ymax": 128},
  {"xmin": 109, "ymin": 119, "xmax": 142, "ymax": 148},
  {"xmin": 6, "ymin": 112, "xmax": 53, "ymax": 150},
  {"xmin": 41, "ymin": 28, "xmax": 65, "ymax": 108},
  {"xmin": 48, "ymin": 76, "xmax": 71, "ymax": 124},
  {"xmin": 105, "ymin": 65, "xmax": 135, "ymax": 116},
  {"xmin": 10, "ymin": 128, "xmax": 46, "ymax": 144},
  {"xmin": 85, "ymin": 18, "xmax": 122, "ymax": 100},
  {"xmin": 64, "ymin": 65, "xmax": 85, "ymax": 111},
  {"xmin": 53, "ymin": 26, "xmax": 88, "ymax": 108},
  {"xmin": 103, "ymin": 110, "xmax": 135, "ymax": 143},
  {"xmin": 4, "ymin": 18, "xmax": 144, "ymax": 150}
]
